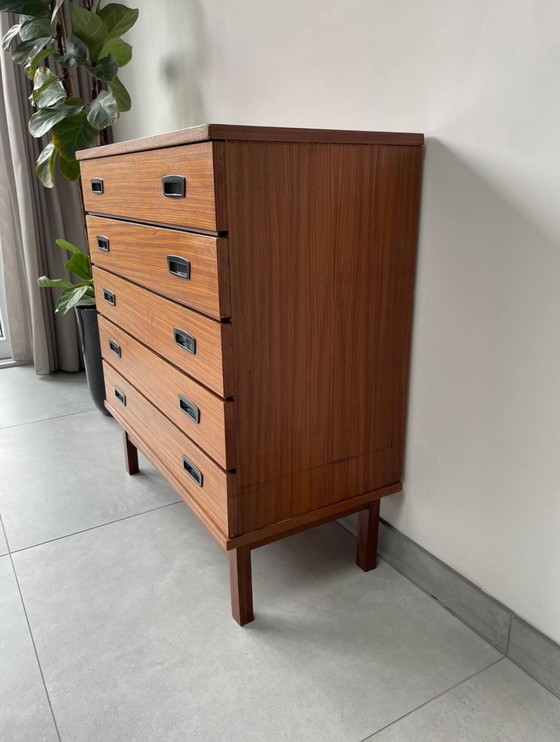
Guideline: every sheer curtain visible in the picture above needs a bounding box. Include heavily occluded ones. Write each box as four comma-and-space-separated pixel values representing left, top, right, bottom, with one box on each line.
0, 13, 91, 374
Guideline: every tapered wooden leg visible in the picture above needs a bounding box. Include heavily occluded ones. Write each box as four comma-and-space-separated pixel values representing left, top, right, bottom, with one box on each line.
356, 499, 380, 572
123, 430, 139, 475
228, 546, 254, 626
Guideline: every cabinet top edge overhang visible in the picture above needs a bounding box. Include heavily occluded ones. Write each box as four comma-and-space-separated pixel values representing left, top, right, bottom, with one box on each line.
76, 124, 425, 161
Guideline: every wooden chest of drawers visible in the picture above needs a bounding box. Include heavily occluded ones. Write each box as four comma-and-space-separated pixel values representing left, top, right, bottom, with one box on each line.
77, 124, 424, 625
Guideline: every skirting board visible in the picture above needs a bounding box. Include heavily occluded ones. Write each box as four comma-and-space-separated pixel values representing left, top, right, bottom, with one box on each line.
339, 514, 560, 699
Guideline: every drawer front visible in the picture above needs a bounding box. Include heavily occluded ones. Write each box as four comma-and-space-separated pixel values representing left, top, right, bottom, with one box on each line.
99, 316, 235, 469
104, 362, 233, 534
93, 267, 233, 397
88, 216, 230, 319
80, 142, 225, 232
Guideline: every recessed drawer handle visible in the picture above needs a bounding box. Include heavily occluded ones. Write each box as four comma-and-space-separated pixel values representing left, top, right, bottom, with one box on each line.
103, 289, 116, 306
91, 178, 104, 194
96, 235, 110, 252
182, 455, 203, 487
108, 339, 121, 357
114, 386, 126, 406
178, 394, 200, 424
167, 255, 191, 280
173, 327, 196, 354
162, 174, 186, 199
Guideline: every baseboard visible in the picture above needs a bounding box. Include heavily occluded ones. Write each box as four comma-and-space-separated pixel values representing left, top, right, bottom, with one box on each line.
339, 514, 560, 698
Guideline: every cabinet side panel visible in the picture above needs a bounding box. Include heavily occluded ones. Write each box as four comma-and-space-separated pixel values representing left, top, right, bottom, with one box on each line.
226, 141, 422, 526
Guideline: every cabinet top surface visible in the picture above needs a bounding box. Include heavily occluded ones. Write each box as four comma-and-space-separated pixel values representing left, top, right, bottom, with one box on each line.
76, 123, 424, 160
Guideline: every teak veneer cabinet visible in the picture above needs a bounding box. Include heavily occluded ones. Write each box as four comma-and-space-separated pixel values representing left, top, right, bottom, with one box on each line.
77, 124, 424, 625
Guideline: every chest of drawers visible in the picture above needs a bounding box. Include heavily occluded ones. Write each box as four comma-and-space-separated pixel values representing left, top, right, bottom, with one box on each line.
77, 124, 424, 625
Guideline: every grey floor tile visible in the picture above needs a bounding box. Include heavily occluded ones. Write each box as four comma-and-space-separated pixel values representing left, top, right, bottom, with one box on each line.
509, 618, 560, 697
0, 366, 93, 428
14, 507, 500, 742
0, 522, 8, 556
368, 658, 560, 741
0, 556, 58, 741
0, 410, 180, 551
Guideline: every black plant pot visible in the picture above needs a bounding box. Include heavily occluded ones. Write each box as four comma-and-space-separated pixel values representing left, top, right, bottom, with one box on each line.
75, 306, 110, 416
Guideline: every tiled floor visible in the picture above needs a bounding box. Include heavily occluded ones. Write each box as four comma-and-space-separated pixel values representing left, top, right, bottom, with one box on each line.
1, 366, 559, 741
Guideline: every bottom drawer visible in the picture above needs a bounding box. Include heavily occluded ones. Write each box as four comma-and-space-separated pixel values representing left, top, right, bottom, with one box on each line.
103, 362, 235, 535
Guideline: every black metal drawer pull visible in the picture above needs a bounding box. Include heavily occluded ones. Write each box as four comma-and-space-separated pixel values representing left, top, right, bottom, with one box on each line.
162, 175, 186, 199
173, 327, 196, 354
96, 235, 110, 252
182, 455, 203, 486
178, 394, 200, 424
114, 387, 126, 406
167, 255, 191, 280
103, 289, 116, 306
108, 339, 121, 357
91, 178, 104, 194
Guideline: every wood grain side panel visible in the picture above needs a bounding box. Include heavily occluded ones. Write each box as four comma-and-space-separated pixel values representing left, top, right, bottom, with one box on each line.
80, 142, 225, 231
225, 141, 422, 498
93, 267, 233, 397
103, 362, 236, 534
87, 216, 230, 319
99, 316, 235, 469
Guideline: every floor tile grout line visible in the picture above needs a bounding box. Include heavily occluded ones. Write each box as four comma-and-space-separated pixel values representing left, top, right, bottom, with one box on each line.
0, 407, 96, 431
8, 500, 183, 555
0, 513, 63, 742
358, 656, 506, 741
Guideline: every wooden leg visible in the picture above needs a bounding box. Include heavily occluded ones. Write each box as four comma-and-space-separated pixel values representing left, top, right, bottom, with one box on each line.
123, 430, 139, 475
356, 499, 380, 572
228, 546, 254, 626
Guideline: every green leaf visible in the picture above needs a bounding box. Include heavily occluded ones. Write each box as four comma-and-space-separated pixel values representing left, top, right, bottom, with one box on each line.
55, 238, 81, 254
108, 75, 130, 112
51, 0, 64, 22
52, 111, 98, 160
35, 140, 56, 188
2, 24, 21, 51
99, 36, 131, 66
88, 53, 118, 81
27, 45, 56, 77
69, 4, 107, 60
59, 156, 80, 180
0, 0, 49, 14
64, 252, 91, 281
12, 36, 51, 65
19, 15, 51, 41
56, 284, 93, 314
87, 89, 118, 130
29, 98, 84, 137
55, 33, 89, 67
32, 67, 65, 107
98, 3, 138, 39
38, 276, 74, 289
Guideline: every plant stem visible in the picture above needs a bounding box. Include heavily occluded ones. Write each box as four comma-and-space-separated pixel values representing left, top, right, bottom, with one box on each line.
57, 5, 75, 98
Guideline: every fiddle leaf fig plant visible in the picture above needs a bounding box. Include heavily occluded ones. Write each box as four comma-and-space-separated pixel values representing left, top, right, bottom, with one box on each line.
38, 239, 95, 313
1, 0, 138, 188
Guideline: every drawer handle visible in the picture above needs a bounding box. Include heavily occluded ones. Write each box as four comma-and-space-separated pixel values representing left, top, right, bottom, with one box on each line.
173, 327, 196, 355
167, 255, 191, 280
103, 289, 116, 306
91, 178, 104, 195
108, 339, 121, 358
178, 394, 200, 424
162, 174, 186, 199
96, 235, 110, 252
114, 386, 126, 406
182, 455, 203, 487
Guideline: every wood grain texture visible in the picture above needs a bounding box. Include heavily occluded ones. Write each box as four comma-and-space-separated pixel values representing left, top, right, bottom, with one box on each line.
356, 499, 380, 571
87, 216, 230, 319
225, 141, 424, 518
93, 266, 233, 397
80, 142, 226, 232
103, 362, 237, 535
123, 430, 139, 475
229, 547, 254, 626
99, 316, 235, 469
76, 123, 424, 160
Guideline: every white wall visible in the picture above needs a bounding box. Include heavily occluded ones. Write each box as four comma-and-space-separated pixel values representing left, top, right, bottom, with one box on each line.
116, 0, 560, 644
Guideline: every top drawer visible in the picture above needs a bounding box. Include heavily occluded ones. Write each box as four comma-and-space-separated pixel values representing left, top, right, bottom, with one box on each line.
80, 142, 226, 232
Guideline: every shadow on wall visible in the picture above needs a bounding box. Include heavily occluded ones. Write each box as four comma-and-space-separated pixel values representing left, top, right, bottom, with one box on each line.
386, 138, 560, 524
160, 0, 207, 128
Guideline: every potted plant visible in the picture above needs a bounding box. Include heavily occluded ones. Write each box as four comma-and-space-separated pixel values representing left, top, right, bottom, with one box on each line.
1, 0, 138, 411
